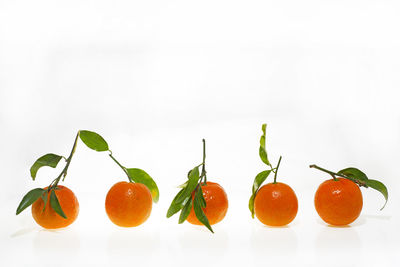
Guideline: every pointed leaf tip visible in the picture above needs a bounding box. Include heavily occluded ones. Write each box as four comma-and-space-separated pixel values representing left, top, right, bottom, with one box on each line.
259, 124, 270, 166
366, 179, 388, 210
16, 188, 45, 215
193, 191, 214, 233
262, 123, 266, 134
126, 168, 159, 203
50, 190, 67, 219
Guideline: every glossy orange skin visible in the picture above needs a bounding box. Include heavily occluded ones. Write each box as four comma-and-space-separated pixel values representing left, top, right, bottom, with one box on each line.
105, 181, 152, 227
31, 185, 79, 229
314, 178, 363, 226
254, 182, 298, 226
186, 182, 228, 226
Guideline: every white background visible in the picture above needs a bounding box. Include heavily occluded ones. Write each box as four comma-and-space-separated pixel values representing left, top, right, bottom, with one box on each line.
1, 0, 399, 266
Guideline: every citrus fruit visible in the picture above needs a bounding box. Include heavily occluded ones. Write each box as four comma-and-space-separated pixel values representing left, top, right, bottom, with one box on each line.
254, 182, 298, 226
105, 181, 152, 227
314, 178, 363, 226
186, 181, 228, 226
31, 185, 79, 229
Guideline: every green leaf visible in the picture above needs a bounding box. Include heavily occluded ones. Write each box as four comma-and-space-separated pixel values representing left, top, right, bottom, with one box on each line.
338, 168, 388, 210
176, 166, 200, 203
252, 170, 272, 194
249, 194, 256, 219
50, 190, 67, 219
126, 168, 159, 203
338, 167, 369, 184
30, 153, 63, 180
365, 179, 388, 210
198, 186, 207, 208
249, 170, 271, 218
16, 188, 45, 215
259, 124, 270, 165
178, 197, 193, 224
166, 188, 187, 218
79, 130, 109, 152
41, 191, 48, 212
193, 190, 214, 233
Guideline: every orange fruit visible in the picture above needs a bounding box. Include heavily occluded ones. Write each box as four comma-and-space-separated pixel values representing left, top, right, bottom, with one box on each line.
105, 181, 152, 227
254, 182, 298, 226
314, 178, 363, 226
31, 185, 79, 229
186, 181, 228, 225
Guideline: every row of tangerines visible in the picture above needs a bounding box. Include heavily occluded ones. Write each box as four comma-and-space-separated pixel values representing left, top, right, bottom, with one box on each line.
16, 124, 388, 232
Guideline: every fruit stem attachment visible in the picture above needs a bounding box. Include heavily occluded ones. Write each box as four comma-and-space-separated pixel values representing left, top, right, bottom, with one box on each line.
108, 151, 130, 181
309, 164, 338, 181
201, 139, 207, 184
273, 156, 282, 184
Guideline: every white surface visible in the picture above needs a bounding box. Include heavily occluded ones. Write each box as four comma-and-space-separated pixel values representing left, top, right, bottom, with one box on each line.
1, 0, 399, 266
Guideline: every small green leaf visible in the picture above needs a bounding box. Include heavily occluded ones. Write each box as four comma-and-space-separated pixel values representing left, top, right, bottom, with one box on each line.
79, 130, 109, 152
366, 179, 388, 210
126, 168, 159, 203
167, 188, 186, 218
41, 191, 48, 212
259, 124, 270, 165
50, 190, 67, 219
249, 170, 271, 218
193, 190, 213, 233
179, 197, 193, 224
252, 170, 272, 194
176, 166, 200, 203
30, 153, 63, 180
198, 186, 207, 208
16, 188, 45, 215
338, 167, 368, 184
249, 194, 256, 219
259, 147, 269, 165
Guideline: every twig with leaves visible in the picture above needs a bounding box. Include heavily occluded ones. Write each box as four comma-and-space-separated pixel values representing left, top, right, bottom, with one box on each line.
166, 139, 214, 233
16, 130, 159, 218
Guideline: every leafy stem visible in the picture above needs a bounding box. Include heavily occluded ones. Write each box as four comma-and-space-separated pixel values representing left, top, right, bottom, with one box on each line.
17, 129, 160, 217
50, 131, 80, 189
78, 130, 159, 202
166, 139, 213, 233
310, 164, 388, 210
310, 164, 353, 183
17, 131, 82, 218
249, 124, 284, 218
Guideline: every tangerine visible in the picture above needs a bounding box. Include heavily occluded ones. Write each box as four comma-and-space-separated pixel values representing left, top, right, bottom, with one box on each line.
314, 178, 363, 226
105, 181, 152, 227
254, 182, 298, 226
186, 181, 228, 226
31, 185, 79, 229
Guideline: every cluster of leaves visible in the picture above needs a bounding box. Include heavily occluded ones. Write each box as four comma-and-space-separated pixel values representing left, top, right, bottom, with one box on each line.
166, 140, 214, 233
310, 165, 388, 210
249, 124, 282, 218
16, 130, 159, 218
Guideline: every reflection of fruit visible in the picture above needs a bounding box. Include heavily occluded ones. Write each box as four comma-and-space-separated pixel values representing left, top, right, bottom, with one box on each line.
31, 186, 79, 229
314, 178, 363, 226
186, 182, 228, 226
105, 181, 152, 227
254, 182, 298, 226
